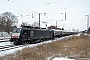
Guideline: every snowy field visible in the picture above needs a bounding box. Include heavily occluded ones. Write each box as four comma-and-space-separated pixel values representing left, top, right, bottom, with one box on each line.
0, 41, 13, 46
0, 33, 85, 60
0, 35, 74, 56
52, 33, 90, 60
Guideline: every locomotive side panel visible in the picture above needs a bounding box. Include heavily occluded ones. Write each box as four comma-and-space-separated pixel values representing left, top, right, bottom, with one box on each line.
10, 28, 53, 45
34, 30, 51, 39
21, 29, 52, 43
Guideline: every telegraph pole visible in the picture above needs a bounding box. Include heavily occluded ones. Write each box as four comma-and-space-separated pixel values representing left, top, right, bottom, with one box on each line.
65, 8, 66, 20
61, 8, 66, 21
39, 13, 40, 29
85, 15, 89, 30
56, 21, 57, 28
65, 13, 66, 20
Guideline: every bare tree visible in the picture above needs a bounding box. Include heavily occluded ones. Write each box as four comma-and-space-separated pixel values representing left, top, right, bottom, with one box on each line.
32, 21, 39, 27
20, 21, 39, 28
0, 12, 18, 33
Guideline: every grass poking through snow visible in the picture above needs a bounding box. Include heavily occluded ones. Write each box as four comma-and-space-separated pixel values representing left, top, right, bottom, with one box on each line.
0, 34, 90, 60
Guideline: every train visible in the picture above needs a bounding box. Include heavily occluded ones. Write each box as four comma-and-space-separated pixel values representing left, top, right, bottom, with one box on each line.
10, 28, 77, 45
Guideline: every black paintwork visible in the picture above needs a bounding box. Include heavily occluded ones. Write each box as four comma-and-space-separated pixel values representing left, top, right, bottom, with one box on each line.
10, 28, 54, 45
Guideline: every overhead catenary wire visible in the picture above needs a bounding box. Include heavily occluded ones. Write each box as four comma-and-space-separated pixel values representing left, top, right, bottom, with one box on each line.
2, 0, 90, 15
0, 0, 90, 26
1, 0, 37, 17
47, 0, 90, 13
3, 0, 90, 17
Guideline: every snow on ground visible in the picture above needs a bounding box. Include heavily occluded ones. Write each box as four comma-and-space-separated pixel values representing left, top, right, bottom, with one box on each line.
0, 41, 13, 46
0, 45, 24, 56
85, 33, 90, 36
53, 57, 75, 60
75, 33, 90, 36
0, 35, 73, 56
0, 32, 11, 39
74, 33, 82, 36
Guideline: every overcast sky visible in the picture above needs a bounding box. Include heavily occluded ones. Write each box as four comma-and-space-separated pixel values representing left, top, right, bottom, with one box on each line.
0, 0, 90, 31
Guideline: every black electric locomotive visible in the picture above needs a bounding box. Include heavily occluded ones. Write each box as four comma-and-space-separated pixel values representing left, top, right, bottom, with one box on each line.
10, 27, 77, 45
10, 28, 54, 45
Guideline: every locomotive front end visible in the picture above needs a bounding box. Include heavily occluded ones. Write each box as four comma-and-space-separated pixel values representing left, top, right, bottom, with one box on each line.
10, 28, 21, 45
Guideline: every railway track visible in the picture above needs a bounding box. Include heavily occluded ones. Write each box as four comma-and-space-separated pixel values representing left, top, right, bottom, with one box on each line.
0, 45, 15, 51
0, 35, 77, 56
0, 41, 29, 52
0, 39, 10, 42
0, 36, 68, 52
0, 38, 20, 52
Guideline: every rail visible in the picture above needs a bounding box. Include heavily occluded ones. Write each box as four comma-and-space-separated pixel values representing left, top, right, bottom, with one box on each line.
0, 37, 11, 42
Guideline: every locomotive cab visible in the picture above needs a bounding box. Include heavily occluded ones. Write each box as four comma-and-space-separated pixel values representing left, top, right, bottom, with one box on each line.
10, 28, 21, 44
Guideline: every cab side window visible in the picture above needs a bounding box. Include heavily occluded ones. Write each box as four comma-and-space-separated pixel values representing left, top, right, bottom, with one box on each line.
31, 31, 34, 36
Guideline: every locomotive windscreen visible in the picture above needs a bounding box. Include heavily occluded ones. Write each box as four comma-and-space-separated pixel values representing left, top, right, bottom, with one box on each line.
12, 28, 21, 33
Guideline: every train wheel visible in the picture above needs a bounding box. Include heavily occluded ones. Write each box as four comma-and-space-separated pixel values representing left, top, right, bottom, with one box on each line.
52, 36, 55, 40
19, 41, 22, 45
28, 41, 30, 44
32, 39, 36, 44
14, 40, 19, 45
